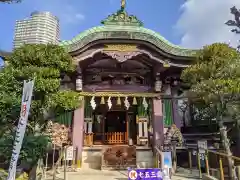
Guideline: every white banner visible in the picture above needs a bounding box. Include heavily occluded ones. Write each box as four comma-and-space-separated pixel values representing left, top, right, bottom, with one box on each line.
7, 80, 34, 180
198, 140, 207, 153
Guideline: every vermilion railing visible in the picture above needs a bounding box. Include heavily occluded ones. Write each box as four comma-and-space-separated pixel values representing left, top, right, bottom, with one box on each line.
84, 132, 127, 146
104, 132, 127, 144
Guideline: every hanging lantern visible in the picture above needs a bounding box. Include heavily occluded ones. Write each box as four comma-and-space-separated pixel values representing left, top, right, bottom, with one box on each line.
107, 97, 112, 110
142, 97, 148, 111
173, 80, 178, 86
100, 96, 105, 104
76, 77, 82, 91
117, 97, 121, 105
90, 96, 96, 110
133, 97, 137, 105
165, 84, 171, 95
155, 79, 162, 92
163, 60, 170, 68
124, 97, 130, 110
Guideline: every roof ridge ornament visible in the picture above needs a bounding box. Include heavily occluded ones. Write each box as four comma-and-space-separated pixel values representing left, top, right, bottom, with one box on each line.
121, 0, 126, 11
101, 0, 143, 27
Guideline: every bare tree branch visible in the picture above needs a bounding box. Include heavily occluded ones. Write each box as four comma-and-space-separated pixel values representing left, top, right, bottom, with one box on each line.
226, 6, 240, 50
0, 0, 21, 3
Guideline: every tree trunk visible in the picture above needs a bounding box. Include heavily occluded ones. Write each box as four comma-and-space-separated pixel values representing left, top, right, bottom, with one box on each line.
217, 97, 237, 180
236, 121, 240, 157
28, 159, 44, 180
218, 121, 236, 180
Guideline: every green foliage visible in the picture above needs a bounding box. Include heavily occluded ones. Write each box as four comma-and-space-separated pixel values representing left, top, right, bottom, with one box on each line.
0, 168, 28, 180
0, 133, 49, 165
8, 44, 75, 72
48, 91, 83, 112
181, 43, 240, 122
1, 44, 81, 122
182, 43, 240, 87
0, 44, 81, 169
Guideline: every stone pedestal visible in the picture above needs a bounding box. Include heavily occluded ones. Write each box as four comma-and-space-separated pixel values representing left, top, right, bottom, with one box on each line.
136, 147, 154, 168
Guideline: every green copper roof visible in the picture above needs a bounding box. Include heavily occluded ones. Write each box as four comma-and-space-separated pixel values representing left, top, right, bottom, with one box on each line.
60, 9, 198, 57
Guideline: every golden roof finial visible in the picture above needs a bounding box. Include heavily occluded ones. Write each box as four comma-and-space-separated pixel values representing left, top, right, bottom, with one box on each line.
121, 0, 126, 10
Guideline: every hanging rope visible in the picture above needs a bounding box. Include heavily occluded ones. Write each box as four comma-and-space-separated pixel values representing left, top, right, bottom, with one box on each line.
78, 91, 161, 98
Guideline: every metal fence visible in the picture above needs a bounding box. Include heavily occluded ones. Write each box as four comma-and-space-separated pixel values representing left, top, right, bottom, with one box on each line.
204, 149, 240, 180
185, 148, 240, 180
43, 144, 78, 180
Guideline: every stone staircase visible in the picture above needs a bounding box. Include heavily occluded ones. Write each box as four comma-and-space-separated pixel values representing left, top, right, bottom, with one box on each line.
81, 146, 154, 169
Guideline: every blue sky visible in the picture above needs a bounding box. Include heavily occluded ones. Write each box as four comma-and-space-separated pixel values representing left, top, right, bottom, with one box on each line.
0, 0, 185, 51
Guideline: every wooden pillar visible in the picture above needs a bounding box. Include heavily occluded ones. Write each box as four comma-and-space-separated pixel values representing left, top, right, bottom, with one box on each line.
172, 91, 182, 129
152, 98, 164, 147
126, 112, 130, 145
72, 105, 84, 169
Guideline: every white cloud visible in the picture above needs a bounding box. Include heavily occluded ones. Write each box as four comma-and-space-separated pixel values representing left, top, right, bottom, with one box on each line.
33, 0, 85, 25
75, 13, 85, 21
176, 0, 240, 49
60, 5, 85, 24
62, 12, 85, 24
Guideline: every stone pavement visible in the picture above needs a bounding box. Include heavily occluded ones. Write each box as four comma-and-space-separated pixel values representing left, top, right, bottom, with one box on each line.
45, 168, 200, 180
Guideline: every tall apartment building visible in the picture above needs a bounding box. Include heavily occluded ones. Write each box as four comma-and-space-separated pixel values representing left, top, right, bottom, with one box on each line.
13, 11, 60, 49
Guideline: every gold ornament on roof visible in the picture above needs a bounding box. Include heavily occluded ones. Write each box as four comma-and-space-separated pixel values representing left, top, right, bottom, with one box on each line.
121, 0, 126, 10
103, 44, 137, 52
163, 60, 171, 68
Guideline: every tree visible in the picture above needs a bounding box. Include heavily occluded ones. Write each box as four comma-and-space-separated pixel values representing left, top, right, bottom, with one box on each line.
0, 44, 81, 175
226, 6, 240, 50
181, 43, 240, 179
0, 0, 21, 3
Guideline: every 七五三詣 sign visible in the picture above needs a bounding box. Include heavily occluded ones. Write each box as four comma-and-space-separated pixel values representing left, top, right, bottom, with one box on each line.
128, 168, 163, 180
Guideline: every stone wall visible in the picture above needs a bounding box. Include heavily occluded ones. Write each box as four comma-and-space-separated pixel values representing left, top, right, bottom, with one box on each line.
81, 146, 154, 169
136, 147, 154, 168
81, 147, 102, 169
202, 174, 218, 180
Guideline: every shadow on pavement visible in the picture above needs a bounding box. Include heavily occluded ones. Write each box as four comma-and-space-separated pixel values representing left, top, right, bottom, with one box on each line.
174, 173, 200, 179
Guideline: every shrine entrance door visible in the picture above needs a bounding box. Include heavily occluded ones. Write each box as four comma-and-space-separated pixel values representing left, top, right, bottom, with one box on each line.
93, 110, 128, 145
104, 111, 127, 144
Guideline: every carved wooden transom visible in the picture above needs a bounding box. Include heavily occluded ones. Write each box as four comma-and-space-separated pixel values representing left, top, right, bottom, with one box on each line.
102, 44, 141, 63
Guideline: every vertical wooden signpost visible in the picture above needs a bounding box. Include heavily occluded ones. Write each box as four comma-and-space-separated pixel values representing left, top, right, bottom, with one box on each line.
197, 140, 207, 178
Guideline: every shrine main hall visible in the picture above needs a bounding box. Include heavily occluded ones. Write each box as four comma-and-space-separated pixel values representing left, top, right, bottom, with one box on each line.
0, 1, 198, 170
58, 0, 197, 169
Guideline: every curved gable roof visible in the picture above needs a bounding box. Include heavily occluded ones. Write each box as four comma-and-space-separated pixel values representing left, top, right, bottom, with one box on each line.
60, 25, 198, 58
60, 9, 198, 58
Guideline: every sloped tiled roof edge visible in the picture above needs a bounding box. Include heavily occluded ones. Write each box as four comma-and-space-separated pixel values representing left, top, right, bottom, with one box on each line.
60, 25, 198, 57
